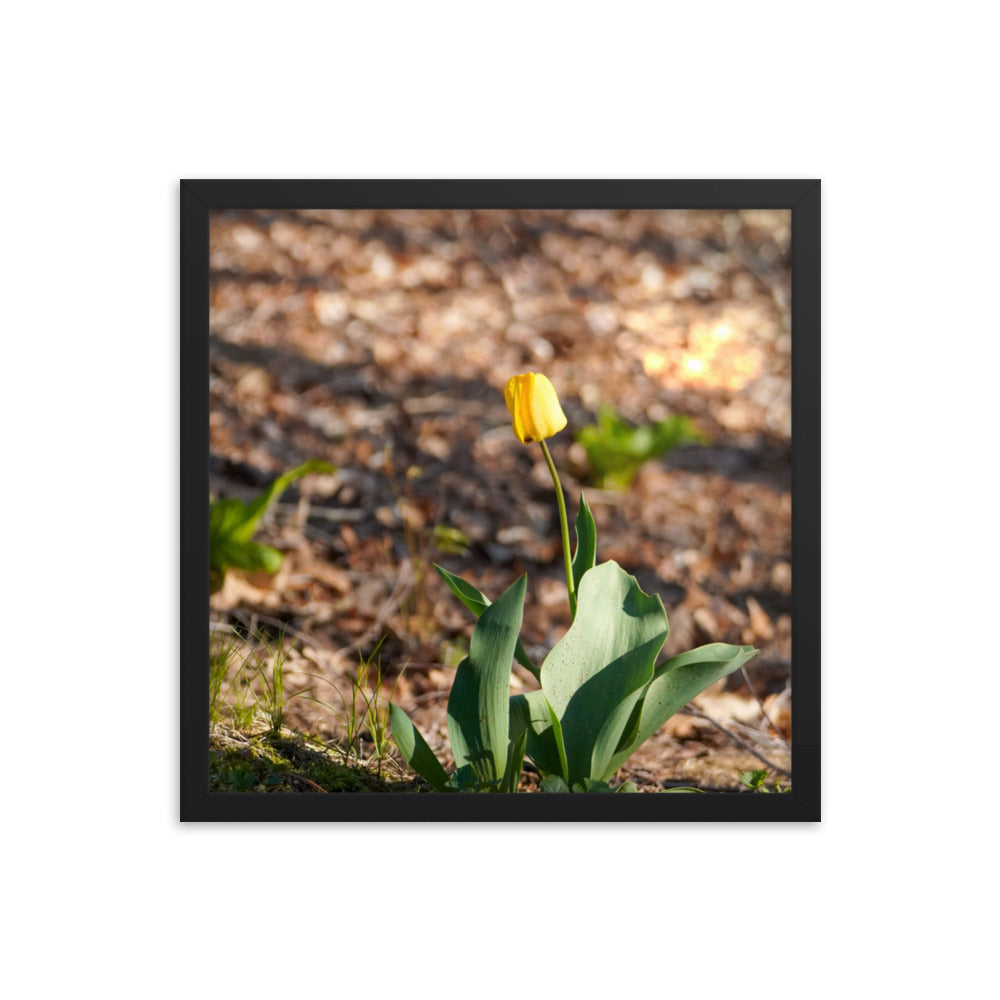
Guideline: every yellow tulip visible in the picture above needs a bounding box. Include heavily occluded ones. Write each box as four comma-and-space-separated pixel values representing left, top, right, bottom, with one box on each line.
504, 372, 568, 444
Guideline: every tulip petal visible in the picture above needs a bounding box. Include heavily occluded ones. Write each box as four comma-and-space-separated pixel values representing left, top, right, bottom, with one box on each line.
519, 377, 532, 442
531, 373, 567, 440
504, 376, 517, 416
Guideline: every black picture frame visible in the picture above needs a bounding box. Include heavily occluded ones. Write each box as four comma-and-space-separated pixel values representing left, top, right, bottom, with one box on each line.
182, 179, 820, 822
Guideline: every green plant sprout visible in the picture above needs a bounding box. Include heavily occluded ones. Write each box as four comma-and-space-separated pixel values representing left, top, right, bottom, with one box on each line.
433, 523, 472, 556
251, 632, 289, 735
390, 373, 757, 793
576, 404, 707, 490
209, 458, 334, 593
738, 768, 792, 793
209, 630, 239, 727
284, 634, 403, 774
209, 626, 291, 735
210, 626, 404, 780
343, 636, 402, 776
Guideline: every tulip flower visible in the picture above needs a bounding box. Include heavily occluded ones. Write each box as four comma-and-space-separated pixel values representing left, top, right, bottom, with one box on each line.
504, 372, 568, 444
505, 372, 576, 617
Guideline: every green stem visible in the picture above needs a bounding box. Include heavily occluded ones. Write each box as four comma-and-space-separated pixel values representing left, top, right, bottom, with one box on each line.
539, 439, 577, 619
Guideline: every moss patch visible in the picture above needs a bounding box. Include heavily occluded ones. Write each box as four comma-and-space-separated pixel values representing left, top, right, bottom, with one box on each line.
209, 727, 425, 793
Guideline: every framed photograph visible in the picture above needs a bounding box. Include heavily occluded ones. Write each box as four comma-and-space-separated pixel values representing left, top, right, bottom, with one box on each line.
181, 180, 820, 821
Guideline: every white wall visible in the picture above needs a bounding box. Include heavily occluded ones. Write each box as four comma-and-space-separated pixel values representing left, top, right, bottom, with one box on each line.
4, 3, 995, 997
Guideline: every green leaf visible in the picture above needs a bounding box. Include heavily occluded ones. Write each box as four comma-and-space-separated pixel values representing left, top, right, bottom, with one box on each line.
502, 729, 528, 793
208, 497, 252, 542
539, 561, 669, 785
546, 698, 570, 783
388, 703, 449, 791
447, 575, 527, 786
235, 459, 334, 541
433, 523, 471, 556
510, 690, 563, 780
575, 406, 707, 490
612, 696, 644, 756
571, 778, 637, 793
434, 562, 490, 617
570, 493, 597, 594
446, 765, 486, 792
211, 537, 284, 575
576, 778, 616, 793
603, 642, 758, 776
434, 564, 538, 679
539, 775, 570, 793
209, 459, 335, 586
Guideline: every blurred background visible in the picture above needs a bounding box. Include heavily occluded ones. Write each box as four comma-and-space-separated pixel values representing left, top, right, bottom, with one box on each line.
209, 207, 792, 790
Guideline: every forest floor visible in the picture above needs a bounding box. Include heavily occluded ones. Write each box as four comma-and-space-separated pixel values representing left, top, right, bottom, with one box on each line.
208, 207, 793, 793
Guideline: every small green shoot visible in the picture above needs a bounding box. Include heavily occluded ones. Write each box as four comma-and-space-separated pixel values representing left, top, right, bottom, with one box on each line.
209, 458, 334, 593
209, 627, 407, 786
247, 631, 289, 735
209, 630, 240, 726
738, 768, 791, 793
341, 636, 402, 776
209, 626, 294, 735
433, 523, 472, 556
575, 405, 707, 489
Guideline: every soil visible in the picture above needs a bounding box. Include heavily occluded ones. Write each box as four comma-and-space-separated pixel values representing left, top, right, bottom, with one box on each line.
208, 207, 793, 793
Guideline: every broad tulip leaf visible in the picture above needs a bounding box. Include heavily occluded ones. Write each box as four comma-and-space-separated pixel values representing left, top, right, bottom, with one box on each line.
511, 689, 568, 781
388, 702, 449, 791
603, 642, 758, 776
587, 634, 667, 781
434, 562, 491, 617
540, 561, 668, 786
613, 695, 644, 756
434, 563, 538, 678
447, 575, 526, 784
570, 493, 597, 595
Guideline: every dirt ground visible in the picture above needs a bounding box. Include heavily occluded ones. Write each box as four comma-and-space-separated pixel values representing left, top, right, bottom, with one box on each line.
208, 207, 793, 792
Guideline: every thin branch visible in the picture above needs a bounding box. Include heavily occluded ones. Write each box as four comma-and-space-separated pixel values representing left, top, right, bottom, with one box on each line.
683, 705, 792, 778
740, 663, 790, 748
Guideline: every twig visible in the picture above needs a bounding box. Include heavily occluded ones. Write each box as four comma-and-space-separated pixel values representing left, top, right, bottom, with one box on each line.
272, 502, 365, 523
740, 663, 790, 748
727, 718, 788, 751
286, 772, 328, 793
683, 705, 791, 778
